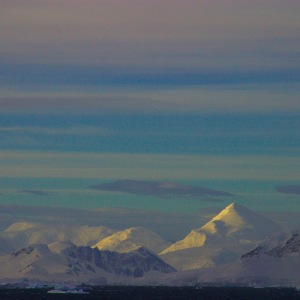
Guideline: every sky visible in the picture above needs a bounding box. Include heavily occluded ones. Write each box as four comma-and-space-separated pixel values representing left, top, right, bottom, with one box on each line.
0, 1, 300, 232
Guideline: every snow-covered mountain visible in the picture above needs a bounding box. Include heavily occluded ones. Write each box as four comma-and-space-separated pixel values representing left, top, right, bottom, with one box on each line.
0, 242, 176, 284
2, 229, 300, 287
0, 244, 80, 281
93, 227, 171, 254
159, 229, 300, 287
241, 229, 300, 259
0, 203, 296, 287
160, 203, 281, 270
62, 244, 176, 277
1, 222, 115, 250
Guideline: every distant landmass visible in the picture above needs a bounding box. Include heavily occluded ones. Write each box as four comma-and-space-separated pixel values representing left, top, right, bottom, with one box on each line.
0, 203, 299, 288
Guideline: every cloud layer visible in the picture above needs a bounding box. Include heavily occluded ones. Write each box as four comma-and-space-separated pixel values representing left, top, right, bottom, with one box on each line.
0, 1, 299, 219
276, 185, 300, 196
1, 1, 299, 69
1, 84, 300, 114
0, 1, 299, 113
19, 190, 53, 197
1, 151, 299, 181
91, 180, 233, 199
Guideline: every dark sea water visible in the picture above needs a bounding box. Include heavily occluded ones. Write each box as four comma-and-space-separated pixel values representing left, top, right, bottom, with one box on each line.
0, 286, 300, 300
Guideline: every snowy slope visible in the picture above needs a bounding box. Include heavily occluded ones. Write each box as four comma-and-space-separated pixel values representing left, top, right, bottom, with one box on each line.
0, 244, 80, 281
160, 246, 239, 270
93, 227, 171, 254
159, 229, 300, 287
1, 222, 115, 249
162, 203, 281, 254
160, 203, 281, 270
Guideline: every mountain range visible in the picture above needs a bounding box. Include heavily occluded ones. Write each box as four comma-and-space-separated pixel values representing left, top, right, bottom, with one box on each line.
0, 242, 175, 285
0, 203, 299, 287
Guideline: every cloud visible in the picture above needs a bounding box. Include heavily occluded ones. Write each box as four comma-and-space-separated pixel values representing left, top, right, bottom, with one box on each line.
1, 0, 299, 70
90, 180, 233, 199
0, 94, 162, 114
0, 126, 111, 136
19, 190, 53, 197
1, 83, 300, 114
276, 185, 300, 196
1, 0, 300, 115
1, 151, 300, 181
1, 0, 300, 111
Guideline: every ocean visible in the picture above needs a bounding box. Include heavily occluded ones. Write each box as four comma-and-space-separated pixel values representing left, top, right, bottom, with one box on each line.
0, 286, 300, 300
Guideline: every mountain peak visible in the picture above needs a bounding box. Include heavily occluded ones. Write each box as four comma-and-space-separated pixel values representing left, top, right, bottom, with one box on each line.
201, 202, 251, 236
160, 203, 281, 256
225, 202, 243, 210
226, 202, 237, 209
215, 202, 242, 217
200, 202, 281, 240
215, 202, 249, 216
93, 227, 171, 254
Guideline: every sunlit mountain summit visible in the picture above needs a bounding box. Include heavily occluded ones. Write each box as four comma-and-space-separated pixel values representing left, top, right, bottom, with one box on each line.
93, 227, 171, 254
159, 203, 281, 270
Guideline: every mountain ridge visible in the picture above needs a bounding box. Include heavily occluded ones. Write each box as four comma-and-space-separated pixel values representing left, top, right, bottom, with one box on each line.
159, 203, 281, 271
0, 202, 296, 287
0, 243, 176, 284
93, 226, 171, 254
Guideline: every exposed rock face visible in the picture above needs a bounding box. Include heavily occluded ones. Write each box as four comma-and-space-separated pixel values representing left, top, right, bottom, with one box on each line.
240, 246, 266, 259
63, 245, 176, 277
268, 233, 300, 258
0, 243, 176, 283
242, 231, 300, 259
